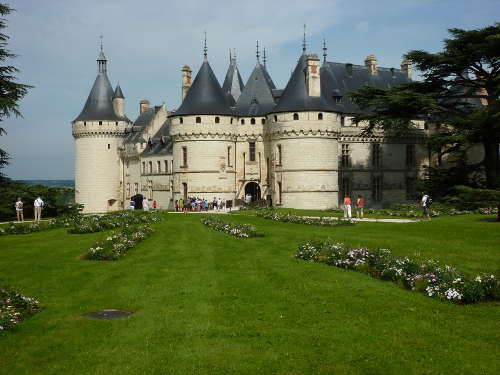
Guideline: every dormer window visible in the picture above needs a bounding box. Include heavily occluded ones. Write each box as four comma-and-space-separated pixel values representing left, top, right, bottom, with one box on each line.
333, 96, 342, 103
215, 117, 220, 124
251, 118, 256, 125
293, 113, 299, 120
318, 113, 323, 120
196, 116, 201, 124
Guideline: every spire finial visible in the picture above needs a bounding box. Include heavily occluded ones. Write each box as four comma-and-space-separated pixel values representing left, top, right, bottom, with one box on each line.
322, 38, 327, 63
256, 40, 260, 62
233, 48, 237, 62
263, 46, 267, 67
203, 31, 207, 59
100, 35, 103, 51
302, 24, 307, 53
229, 48, 232, 62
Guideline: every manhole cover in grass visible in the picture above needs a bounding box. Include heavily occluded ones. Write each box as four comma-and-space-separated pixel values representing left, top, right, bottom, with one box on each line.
85, 309, 133, 320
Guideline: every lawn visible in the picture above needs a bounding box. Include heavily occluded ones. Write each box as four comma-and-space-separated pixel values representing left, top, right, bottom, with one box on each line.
0, 213, 499, 374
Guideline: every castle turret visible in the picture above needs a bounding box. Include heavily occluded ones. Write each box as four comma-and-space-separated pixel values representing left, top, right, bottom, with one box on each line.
72, 47, 131, 213
222, 51, 244, 106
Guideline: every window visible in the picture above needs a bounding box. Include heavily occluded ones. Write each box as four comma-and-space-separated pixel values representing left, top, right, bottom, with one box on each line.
171, 160, 174, 174
266, 157, 270, 182
277, 181, 282, 204
372, 144, 381, 168
334, 96, 342, 103
127, 183, 130, 196
341, 177, 351, 197
249, 141, 256, 162
276, 144, 282, 166
406, 144, 416, 167
274, 115, 278, 122
84, 121, 87, 126
230, 118, 234, 124
340, 115, 345, 127
115, 121, 118, 125
134, 182, 139, 194
107, 144, 110, 150
251, 118, 256, 125
99, 121, 102, 125
182, 147, 187, 166
142, 162, 146, 174
261, 118, 266, 125
180, 117, 183, 124
341, 144, 350, 167
241, 119, 245, 125
149, 161, 153, 174
372, 177, 382, 201
215, 117, 220, 124
148, 179, 153, 200
227, 146, 232, 167
406, 178, 416, 200
293, 113, 299, 120
196, 116, 201, 124
164, 160, 168, 173
157, 161, 161, 173
318, 113, 323, 120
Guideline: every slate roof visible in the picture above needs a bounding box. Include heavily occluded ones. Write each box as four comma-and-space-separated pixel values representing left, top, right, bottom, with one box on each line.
124, 107, 158, 144
235, 62, 277, 116
113, 83, 124, 99
174, 59, 232, 116
142, 120, 173, 156
222, 58, 244, 106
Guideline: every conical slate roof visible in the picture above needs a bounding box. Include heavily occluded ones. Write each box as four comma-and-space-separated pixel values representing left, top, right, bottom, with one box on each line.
222, 57, 244, 106
273, 54, 334, 113
174, 59, 231, 116
113, 83, 124, 99
73, 71, 122, 122
235, 62, 276, 116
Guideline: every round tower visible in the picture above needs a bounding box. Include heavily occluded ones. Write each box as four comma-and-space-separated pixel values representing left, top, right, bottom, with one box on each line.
170, 46, 236, 202
72, 48, 131, 213
269, 53, 340, 209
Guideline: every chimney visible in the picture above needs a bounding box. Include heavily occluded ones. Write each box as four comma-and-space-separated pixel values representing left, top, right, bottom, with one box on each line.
140, 99, 150, 114
306, 54, 321, 97
401, 57, 412, 79
182, 65, 192, 101
364, 55, 377, 75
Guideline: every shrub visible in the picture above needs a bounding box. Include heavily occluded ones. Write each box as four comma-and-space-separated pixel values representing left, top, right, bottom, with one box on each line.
0, 287, 41, 331
69, 211, 163, 234
201, 216, 261, 238
256, 209, 355, 227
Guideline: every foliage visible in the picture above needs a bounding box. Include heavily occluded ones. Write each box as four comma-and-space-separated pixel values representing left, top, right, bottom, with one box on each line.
85, 224, 154, 260
0, 286, 40, 331
296, 240, 500, 304
0, 216, 73, 235
0, 180, 76, 221
0, 4, 33, 182
69, 211, 163, 234
201, 216, 261, 238
350, 23, 500, 188
256, 209, 355, 227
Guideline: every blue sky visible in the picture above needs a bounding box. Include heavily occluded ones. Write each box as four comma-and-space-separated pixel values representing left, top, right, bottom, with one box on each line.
2, 0, 499, 179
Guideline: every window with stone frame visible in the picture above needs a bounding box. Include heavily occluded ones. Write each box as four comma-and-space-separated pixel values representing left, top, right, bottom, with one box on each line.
157, 161, 161, 174
182, 147, 187, 166
406, 177, 416, 200
341, 177, 351, 197
134, 182, 139, 194
142, 162, 146, 174
276, 144, 282, 166
164, 160, 168, 174
340, 115, 345, 127
372, 177, 382, 201
127, 183, 130, 197
249, 141, 256, 162
149, 161, 153, 174
227, 146, 232, 167
372, 143, 381, 168
341, 144, 350, 167
406, 144, 416, 167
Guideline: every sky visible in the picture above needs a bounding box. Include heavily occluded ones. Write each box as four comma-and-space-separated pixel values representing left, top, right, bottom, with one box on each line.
1, 0, 499, 179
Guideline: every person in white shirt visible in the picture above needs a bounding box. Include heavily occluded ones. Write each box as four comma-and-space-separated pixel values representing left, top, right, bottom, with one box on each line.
142, 198, 149, 211
15, 197, 24, 222
421, 193, 430, 221
34, 197, 44, 221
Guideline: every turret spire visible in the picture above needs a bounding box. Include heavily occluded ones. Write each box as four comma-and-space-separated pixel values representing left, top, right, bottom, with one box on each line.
302, 24, 307, 54
322, 38, 327, 63
263, 46, 267, 67
203, 31, 207, 60
256, 40, 260, 62
97, 36, 107, 74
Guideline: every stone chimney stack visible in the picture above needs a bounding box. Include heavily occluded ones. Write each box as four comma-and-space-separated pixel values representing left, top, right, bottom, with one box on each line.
182, 65, 192, 101
364, 55, 378, 75
306, 54, 321, 97
401, 57, 412, 79
140, 99, 150, 114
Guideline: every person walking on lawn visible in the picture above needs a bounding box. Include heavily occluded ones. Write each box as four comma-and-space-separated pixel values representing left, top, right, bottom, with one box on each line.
343, 195, 352, 218
34, 197, 44, 221
356, 194, 365, 219
15, 197, 24, 222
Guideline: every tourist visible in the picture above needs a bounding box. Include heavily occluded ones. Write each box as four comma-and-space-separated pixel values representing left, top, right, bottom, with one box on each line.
129, 200, 135, 210
204, 199, 209, 211
178, 198, 183, 212
15, 197, 24, 222
34, 196, 44, 221
343, 195, 352, 218
153, 200, 157, 210
213, 197, 218, 211
142, 198, 149, 211
356, 194, 365, 219
217, 197, 222, 211
421, 192, 431, 220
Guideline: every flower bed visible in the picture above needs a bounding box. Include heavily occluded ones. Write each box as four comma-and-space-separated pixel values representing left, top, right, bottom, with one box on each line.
295, 240, 500, 304
201, 216, 261, 238
0, 216, 74, 236
85, 224, 154, 260
69, 211, 163, 234
256, 209, 355, 227
0, 287, 41, 331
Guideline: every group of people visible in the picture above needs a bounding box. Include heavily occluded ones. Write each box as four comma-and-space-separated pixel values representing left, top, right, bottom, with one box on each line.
129, 198, 157, 211
175, 197, 228, 212
14, 197, 44, 222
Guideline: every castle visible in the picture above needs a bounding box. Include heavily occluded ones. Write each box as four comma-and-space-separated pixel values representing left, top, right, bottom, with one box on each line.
72, 40, 430, 214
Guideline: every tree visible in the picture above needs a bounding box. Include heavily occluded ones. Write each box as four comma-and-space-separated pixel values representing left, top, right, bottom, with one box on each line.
350, 23, 500, 189
0, 3, 32, 182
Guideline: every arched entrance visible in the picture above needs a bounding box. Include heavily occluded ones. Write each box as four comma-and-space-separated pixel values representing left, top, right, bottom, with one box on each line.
244, 182, 261, 203
131, 194, 144, 210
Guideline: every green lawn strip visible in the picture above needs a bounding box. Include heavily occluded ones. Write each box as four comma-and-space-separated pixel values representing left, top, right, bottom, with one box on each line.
0, 214, 498, 374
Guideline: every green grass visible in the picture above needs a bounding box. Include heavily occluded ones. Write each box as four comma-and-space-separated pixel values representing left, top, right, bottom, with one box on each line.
0, 213, 499, 374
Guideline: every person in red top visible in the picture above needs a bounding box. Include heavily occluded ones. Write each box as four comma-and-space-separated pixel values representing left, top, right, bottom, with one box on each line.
356, 194, 365, 219
343, 195, 352, 218
153, 200, 157, 210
